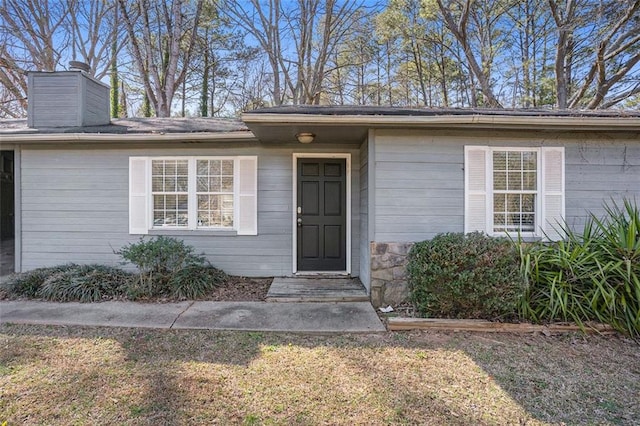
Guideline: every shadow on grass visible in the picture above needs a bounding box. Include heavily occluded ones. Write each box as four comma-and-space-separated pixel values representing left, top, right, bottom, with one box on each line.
1, 324, 638, 425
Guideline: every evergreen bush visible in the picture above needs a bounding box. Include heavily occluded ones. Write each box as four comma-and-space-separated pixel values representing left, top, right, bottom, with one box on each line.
408, 232, 524, 320
117, 236, 227, 299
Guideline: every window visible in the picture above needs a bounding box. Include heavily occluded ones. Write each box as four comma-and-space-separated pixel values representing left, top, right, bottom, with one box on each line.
492, 150, 538, 233
129, 156, 257, 235
196, 159, 235, 228
152, 159, 189, 227
464, 146, 564, 240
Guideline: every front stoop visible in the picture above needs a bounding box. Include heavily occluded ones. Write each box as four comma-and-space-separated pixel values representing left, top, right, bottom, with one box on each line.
266, 277, 369, 302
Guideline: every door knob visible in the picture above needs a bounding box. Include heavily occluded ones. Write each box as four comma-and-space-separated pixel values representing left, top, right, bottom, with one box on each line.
297, 218, 302, 227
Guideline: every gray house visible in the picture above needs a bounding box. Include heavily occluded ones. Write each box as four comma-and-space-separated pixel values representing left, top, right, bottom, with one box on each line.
1, 69, 639, 305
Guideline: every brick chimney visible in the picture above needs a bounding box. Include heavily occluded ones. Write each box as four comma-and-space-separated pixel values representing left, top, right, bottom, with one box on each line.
27, 62, 111, 128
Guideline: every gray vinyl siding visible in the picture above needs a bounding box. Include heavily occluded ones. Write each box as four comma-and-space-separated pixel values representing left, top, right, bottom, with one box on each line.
27, 72, 109, 128
565, 141, 640, 230
373, 130, 464, 242
372, 129, 640, 243
28, 74, 80, 128
359, 138, 370, 290
19, 144, 361, 277
82, 76, 110, 126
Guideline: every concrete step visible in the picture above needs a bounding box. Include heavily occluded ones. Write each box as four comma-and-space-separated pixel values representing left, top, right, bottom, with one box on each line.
266, 277, 369, 303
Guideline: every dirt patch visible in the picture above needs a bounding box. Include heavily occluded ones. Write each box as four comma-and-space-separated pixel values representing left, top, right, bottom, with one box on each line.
201, 276, 272, 301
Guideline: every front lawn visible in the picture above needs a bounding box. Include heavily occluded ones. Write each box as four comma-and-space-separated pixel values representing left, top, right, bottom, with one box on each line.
1, 325, 638, 425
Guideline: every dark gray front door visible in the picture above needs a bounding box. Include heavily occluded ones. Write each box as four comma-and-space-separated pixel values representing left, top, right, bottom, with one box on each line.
297, 158, 347, 271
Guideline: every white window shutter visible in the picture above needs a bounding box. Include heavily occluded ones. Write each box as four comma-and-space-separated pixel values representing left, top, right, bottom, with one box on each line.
465, 146, 490, 234
129, 157, 149, 235
237, 156, 258, 235
542, 147, 565, 240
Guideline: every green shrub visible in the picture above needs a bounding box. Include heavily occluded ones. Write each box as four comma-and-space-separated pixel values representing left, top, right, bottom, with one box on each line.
519, 198, 640, 337
3, 237, 229, 302
408, 232, 524, 321
3, 264, 132, 302
38, 264, 133, 302
117, 236, 227, 299
3, 264, 77, 298
169, 264, 228, 299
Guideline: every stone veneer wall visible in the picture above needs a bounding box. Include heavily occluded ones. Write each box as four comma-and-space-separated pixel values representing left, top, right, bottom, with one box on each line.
369, 242, 414, 307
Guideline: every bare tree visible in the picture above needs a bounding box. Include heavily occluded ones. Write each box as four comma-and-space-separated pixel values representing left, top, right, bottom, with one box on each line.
67, 0, 124, 80
223, 0, 372, 106
548, 0, 578, 108
0, 0, 69, 116
569, 0, 640, 108
118, 0, 204, 117
436, 0, 505, 108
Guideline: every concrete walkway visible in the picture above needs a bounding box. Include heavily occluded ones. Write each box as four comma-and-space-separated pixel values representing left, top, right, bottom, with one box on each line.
0, 300, 387, 333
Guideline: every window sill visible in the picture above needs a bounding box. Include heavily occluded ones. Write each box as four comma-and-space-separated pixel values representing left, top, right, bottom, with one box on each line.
149, 229, 238, 237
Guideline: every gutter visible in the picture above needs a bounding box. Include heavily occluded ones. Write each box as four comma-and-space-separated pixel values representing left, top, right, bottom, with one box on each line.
0, 131, 258, 144
241, 113, 640, 131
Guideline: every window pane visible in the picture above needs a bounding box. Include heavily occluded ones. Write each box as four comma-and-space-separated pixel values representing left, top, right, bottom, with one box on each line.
153, 194, 187, 227
222, 194, 234, 209
523, 171, 537, 190
493, 152, 506, 170
151, 160, 189, 228
492, 150, 538, 233
152, 176, 163, 192
494, 171, 507, 190
176, 177, 188, 192
165, 176, 176, 192
176, 160, 188, 175
197, 193, 233, 228
152, 161, 163, 175
209, 160, 221, 175
508, 172, 522, 190
166, 195, 176, 209
494, 194, 506, 213
221, 176, 234, 192
507, 152, 522, 170
221, 160, 234, 175
197, 176, 208, 192
522, 214, 535, 229
523, 151, 537, 170
178, 195, 188, 210
212, 210, 222, 225
209, 176, 221, 192
522, 194, 535, 212
197, 160, 208, 175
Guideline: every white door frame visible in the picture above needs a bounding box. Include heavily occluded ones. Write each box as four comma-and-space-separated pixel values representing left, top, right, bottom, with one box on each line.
292, 153, 351, 275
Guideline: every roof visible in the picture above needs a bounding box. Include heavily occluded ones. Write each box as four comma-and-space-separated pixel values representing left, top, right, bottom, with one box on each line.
242, 105, 640, 144
247, 105, 640, 118
0, 117, 254, 143
0, 117, 249, 134
2, 106, 639, 145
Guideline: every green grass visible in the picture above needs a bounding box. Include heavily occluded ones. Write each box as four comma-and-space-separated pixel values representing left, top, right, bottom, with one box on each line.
1, 325, 638, 425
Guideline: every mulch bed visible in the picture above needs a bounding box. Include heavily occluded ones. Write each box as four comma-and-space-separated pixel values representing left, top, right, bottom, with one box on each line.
202, 276, 272, 301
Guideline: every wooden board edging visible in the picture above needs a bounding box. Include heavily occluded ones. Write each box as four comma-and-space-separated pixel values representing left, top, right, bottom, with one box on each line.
387, 317, 616, 334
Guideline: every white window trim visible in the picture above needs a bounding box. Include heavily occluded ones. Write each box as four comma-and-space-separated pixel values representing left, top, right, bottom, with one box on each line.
129, 155, 257, 235
488, 147, 541, 238
149, 156, 239, 231
464, 146, 565, 240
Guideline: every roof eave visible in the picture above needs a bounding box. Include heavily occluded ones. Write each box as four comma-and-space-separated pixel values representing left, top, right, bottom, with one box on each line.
0, 131, 258, 144
242, 113, 640, 131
